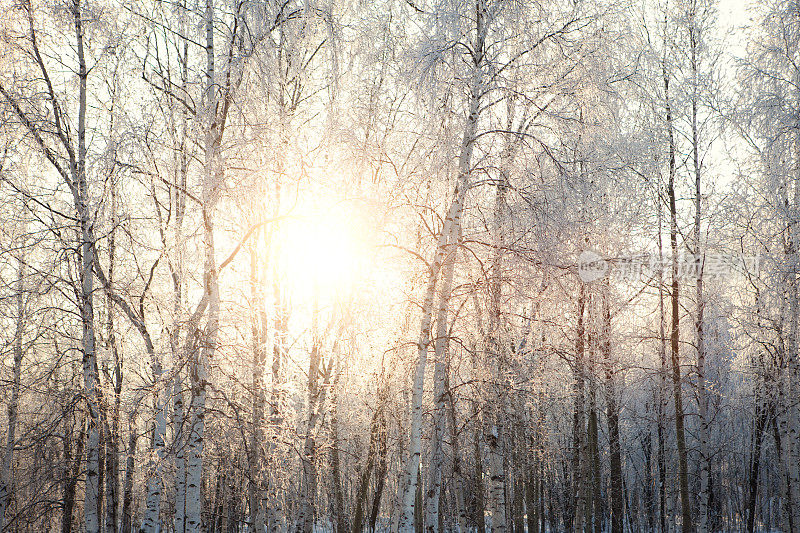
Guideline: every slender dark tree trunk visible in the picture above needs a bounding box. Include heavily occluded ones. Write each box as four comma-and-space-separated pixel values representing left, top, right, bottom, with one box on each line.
368, 405, 388, 533
602, 281, 623, 533
0, 252, 24, 532
655, 170, 669, 533
526, 449, 539, 533
747, 400, 768, 533
331, 373, 346, 533
664, 48, 692, 533
248, 238, 268, 533
62, 421, 86, 533
121, 413, 138, 533
642, 414, 654, 532
103, 219, 122, 533
474, 419, 486, 533
353, 405, 381, 533
572, 284, 587, 533
587, 382, 602, 533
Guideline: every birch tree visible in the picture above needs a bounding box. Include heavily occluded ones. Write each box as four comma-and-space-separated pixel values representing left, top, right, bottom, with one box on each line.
0, 0, 115, 529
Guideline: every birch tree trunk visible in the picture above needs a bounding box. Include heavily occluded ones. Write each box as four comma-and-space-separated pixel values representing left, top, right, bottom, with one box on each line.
777, 118, 800, 533
121, 412, 138, 533
398, 2, 485, 527
485, 425, 507, 533
602, 281, 623, 533
7, 0, 106, 526
784, 35, 800, 532
73, 1, 102, 527
249, 239, 268, 533
525, 435, 539, 533
186, 0, 223, 527
352, 404, 382, 533
587, 367, 602, 533
298, 291, 323, 533
472, 400, 486, 533
103, 377, 120, 533
142, 357, 166, 532
185, 175, 221, 533
172, 14, 190, 531
395, 211, 441, 532
103, 194, 121, 533
688, 5, 710, 531
369, 404, 388, 533
173, 371, 187, 533
747, 396, 768, 533
573, 284, 588, 533
399, 87, 476, 531
0, 251, 24, 531
423, 174, 464, 532
62, 419, 86, 533
656, 207, 669, 533
446, 367, 469, 533
664, 46, 692, 533
98, 390, 106, 533
781, 187, 800, 530
424, 312, 448, 533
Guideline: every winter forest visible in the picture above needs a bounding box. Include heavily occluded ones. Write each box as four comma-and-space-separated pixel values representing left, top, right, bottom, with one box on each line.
2, 0, 800, 531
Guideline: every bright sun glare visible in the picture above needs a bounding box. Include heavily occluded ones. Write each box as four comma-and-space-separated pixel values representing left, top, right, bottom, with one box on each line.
269, 187, 406, 327
280, 203, 363, 299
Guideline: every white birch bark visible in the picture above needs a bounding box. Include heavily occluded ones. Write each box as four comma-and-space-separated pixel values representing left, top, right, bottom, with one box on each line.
0, 1, 100, 528
268, 190, 287, 533
185, 206, 219, 533
689, 4, 710, 530
423, 211, 462, 533
186, 0, 221, 528
142, 365, 166, 532
486, 424, 507, 533
172, 10, 190, 530
397, 68, 478, 533
173, 373, 187, 533
399, 3, 486, 530
0, 2, 111, 531
74, 2, 101, 529
484, 99, 530, 533
774, 24, 800, 532
788, 36, 800, 532
394, 178, 470, 532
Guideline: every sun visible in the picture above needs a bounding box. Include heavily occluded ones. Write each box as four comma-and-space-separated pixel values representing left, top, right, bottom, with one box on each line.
267, 186, 407, 328
279, 201, 363, 300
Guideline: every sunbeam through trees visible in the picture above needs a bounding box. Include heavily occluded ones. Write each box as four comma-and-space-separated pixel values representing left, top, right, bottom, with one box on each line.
0, 0, 795, 531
